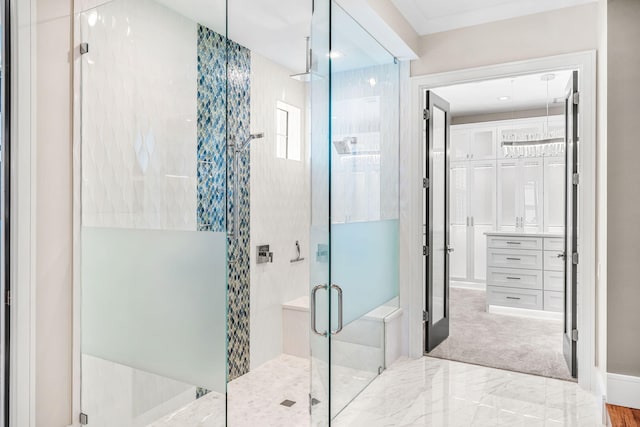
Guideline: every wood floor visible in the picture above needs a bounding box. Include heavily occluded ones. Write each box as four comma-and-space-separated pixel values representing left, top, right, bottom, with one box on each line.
607, 404, 640, 426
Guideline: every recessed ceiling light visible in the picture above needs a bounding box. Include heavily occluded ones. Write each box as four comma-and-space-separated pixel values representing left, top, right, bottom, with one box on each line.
368, 78, 377, 87
498, 96, 510, 101
328, 51, 343, 59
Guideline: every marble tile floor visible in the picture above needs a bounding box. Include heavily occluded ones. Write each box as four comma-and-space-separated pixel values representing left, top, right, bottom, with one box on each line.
333, 356, 604, 427
149, 354, 603, 426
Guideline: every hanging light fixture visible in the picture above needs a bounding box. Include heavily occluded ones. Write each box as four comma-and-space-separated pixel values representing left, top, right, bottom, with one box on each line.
501, 73, 565, 158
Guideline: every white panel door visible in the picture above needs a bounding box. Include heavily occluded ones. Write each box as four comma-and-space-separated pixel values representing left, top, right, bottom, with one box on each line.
469, 160, 496, 281
469, 128, 496, 160
449, 161, 469, 280
450, 129, 469, 161
497, 159, 519, 231
544, 157, 566, 233
521, 158, 544, 233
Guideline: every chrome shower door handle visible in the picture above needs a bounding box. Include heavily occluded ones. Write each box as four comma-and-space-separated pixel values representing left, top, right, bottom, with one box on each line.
311, 284, 328, 337
331, 284, 343, 335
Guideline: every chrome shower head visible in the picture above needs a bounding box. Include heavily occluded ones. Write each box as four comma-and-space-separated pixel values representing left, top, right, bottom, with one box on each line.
238, 132, 265, 151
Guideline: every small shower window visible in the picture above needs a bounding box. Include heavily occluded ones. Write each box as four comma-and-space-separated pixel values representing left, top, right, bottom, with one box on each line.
276, 101, 301, 161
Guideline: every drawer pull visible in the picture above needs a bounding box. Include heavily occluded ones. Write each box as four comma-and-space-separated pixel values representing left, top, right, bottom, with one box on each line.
506, 257, 521, 261
506, 276, 521, 280
506, 296, 521, 300
506, 241, 521, 245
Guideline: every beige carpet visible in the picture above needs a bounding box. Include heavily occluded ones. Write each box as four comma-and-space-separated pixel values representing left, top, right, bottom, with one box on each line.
427, 287, 575, 381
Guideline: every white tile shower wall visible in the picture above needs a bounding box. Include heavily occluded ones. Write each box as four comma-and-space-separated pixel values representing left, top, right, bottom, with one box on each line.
249, 53, 311, 370
81, 0, 198, 231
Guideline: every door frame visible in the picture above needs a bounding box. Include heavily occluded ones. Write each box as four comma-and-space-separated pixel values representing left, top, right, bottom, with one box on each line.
405, 51, 599, 392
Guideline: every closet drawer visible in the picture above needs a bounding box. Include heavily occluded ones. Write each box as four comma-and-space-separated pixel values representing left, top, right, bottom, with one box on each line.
487, 267, 542, 290
487, 235, 542, 250
544, 251, 565, 272
544, 291, 564, 312
487, 286, 543, 310
544, 237, 564, 251
487, 248, 542, 270
544, 270, 565, 292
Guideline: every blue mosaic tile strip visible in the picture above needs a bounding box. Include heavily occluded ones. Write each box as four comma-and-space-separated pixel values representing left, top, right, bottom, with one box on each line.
197, 25, 227, 233
197, 24, 251, 381
226, 38, 251, 381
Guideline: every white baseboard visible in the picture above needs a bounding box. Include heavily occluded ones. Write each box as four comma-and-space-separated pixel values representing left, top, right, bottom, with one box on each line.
488, 305, 563, 321
607, 372, 640, 409
451, 280, 486, 291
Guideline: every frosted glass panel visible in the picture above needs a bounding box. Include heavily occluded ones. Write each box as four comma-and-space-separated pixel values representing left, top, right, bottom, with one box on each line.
522, 159, 543, 231
82, 227, 227, 393
450, 224, 468, 279
544, 157, 565, 233
471, 130, 495, 159
473, 225, 493, 281
450, 130, 468, 161
498, 160, 518, 230
432, 106, 446, 324
471, 162, 496, 225
331, 220, 399, 325
450, 164, 467, 225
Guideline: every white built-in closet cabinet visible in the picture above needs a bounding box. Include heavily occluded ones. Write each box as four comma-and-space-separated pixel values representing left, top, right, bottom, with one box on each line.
449, 116, 565, 284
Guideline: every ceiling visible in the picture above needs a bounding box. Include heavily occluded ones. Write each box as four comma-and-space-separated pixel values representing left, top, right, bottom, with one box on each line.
390, 0, 597, 35
432, 70, 574, 117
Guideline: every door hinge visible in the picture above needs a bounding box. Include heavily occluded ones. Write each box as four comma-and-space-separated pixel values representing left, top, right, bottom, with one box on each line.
79, 42, 89, 55
423, 310, 429, 322
572, 252, 579, 264
572, 173, 579, 185
80, 413, 89, 425
423, 177, 429, 188
423, 108, 430, 120
572, 329, 579, 342
423, 245, 428, 256
5, 290, 10, 306
573, 92, 580, 105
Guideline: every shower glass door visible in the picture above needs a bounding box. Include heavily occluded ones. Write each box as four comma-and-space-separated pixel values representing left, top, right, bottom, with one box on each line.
328, 3, 400, 420
310, 1, 400, 423
79, 1, 229, 425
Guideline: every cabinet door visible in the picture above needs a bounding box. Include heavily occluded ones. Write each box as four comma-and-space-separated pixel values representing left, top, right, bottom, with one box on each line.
450, 129, 469, 161
521, 158, 544, 233
544, 157, 565, 233
469, 128, 496, 160
469, 161, 496, 281
497, 159, 519, 231
449, 162, 468, 280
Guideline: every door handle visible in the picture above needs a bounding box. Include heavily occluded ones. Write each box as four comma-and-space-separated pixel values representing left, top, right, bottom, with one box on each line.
331, 284, 343, 335
311, 284, 328, 337
557, 253, 566, 260
447, 246, 455, 253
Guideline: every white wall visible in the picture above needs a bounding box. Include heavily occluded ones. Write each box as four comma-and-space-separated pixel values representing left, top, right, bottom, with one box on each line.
249, 53, 310, 369
411, 3, 599, 77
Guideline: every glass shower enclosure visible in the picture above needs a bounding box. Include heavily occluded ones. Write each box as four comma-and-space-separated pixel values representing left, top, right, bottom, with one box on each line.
78, 0, 399, 424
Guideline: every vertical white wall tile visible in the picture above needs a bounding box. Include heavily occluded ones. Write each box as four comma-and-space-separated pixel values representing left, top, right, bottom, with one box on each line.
249, 53, 310, 370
